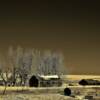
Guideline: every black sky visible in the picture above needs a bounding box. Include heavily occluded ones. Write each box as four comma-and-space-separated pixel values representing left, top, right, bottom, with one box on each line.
0, 1, 100, 74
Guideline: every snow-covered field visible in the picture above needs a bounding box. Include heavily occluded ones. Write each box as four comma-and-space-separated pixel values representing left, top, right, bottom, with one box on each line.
62, 75, 100, 81
0, 93, 76, 100
0, 86, 100, 100
0, 86, 75, 100
0, 75, 100, 100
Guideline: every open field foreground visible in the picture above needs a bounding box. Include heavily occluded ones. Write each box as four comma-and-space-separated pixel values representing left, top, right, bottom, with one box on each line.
0, 86, 74, 100
0, 75, 100, 99
0, 93, 76, 100
62, 75, 100, 81
0, 86, 100, 100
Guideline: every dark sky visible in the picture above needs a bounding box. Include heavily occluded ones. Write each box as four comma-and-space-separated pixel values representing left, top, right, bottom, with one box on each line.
0, 1, 100, 75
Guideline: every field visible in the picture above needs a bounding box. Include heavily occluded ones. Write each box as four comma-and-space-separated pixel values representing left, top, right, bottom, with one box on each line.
0, 75, 100, 100
0, 86, 100, 100
0, 86, 76, 100
0, 93, 76, 100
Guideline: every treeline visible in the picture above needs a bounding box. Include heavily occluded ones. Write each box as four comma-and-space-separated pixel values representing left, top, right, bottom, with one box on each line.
0, 46, 65, 87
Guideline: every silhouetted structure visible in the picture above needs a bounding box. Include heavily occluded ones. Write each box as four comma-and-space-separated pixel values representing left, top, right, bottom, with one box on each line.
85, 95, 93, 99
29, 75, 62, 87
29, 75, 39, 87
79, 79, 100, 86
64, 88, 71, 96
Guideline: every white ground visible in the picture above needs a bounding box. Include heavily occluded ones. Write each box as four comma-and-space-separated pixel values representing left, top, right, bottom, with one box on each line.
0, 93, 76, 100
0, 86, 100, 100
0, 75, 100, 100
0, 86, 74, 100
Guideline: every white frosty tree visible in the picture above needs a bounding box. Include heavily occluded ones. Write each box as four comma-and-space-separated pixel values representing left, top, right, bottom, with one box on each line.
15, 47, 33, 86
31, 49, 41, 75
21, 49, 33, 85
0, 46, 66, 89
36, 50, 65, 76
0, 53, 13, 94
8, 46, 33, 86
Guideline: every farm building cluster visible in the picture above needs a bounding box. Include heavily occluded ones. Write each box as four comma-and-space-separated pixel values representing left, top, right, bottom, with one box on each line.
29, 75, 62, 87
0, 74, 63, 87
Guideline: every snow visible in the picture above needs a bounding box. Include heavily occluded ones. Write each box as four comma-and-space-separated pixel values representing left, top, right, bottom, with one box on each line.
0, 93, 76, 100
38, 75, 59, 80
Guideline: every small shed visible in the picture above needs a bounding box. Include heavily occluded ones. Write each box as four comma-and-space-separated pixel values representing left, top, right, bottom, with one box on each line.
29, 75, 62, 87
29, 75, 39, 87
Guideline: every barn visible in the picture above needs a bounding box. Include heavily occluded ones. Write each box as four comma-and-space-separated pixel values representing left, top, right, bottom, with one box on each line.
29, 75, 62, 87
79, 79, 100, 86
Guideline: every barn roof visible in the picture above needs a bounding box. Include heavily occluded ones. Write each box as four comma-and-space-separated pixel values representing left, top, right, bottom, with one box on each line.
38, 75, 59, 80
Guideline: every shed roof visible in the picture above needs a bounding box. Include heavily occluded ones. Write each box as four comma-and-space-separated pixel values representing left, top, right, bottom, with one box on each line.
38, 75, 59, 80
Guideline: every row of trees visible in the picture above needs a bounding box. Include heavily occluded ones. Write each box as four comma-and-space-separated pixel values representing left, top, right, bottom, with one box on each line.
0, 46, 65, 88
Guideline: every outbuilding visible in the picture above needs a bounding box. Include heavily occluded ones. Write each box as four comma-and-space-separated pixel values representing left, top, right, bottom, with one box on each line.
29, 75, 62, 87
